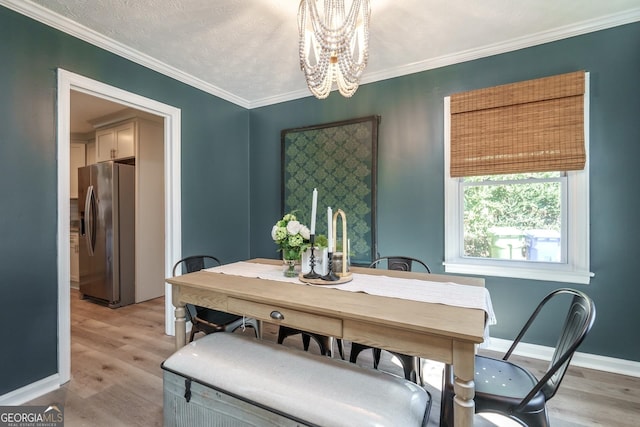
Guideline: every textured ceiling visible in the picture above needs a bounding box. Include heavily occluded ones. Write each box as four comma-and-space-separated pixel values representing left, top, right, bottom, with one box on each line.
9, 0, 640, 108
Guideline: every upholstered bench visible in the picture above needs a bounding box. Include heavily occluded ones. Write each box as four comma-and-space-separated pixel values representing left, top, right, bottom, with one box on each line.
162, 333, 431, 427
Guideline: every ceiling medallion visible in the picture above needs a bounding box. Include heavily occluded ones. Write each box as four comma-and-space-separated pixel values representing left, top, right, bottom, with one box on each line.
298, 0, 371, 99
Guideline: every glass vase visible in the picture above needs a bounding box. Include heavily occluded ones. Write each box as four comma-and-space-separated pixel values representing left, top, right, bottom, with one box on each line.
283, 259, 298, 277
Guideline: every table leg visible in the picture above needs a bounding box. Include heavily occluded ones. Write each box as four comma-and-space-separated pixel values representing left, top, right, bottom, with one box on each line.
452, 341, 475, 427
174, 303, 186, 350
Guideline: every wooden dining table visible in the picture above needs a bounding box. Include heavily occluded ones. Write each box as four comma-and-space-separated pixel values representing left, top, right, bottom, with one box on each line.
166, 258, 488, 427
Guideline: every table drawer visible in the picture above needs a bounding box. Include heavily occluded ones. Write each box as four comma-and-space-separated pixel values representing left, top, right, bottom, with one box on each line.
228, 297, 342, 337
344, 319, 453, 364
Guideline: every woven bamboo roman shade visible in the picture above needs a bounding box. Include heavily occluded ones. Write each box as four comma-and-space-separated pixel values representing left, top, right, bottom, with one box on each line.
449, 71, 586, 177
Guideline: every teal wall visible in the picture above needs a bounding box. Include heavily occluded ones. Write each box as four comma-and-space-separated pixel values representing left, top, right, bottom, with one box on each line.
249, 23, 640, 362
0, 7, 250, 395
1, 3, 639, 399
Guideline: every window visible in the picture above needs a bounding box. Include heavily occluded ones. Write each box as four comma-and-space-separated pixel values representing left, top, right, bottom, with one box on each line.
462, 172, 565, 262
444, 73, 591, 284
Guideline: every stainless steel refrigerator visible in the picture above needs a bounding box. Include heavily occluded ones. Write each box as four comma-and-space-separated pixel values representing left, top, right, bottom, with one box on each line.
78, 162, 135, 308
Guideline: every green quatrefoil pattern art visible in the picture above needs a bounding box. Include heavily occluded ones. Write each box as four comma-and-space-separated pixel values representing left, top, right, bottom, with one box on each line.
281, 116, 379, 265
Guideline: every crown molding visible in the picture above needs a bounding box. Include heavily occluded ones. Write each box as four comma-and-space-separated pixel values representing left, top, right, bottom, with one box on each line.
360, 7, 640, 87
87, 107, 163, 129
252, 7, 640, 107
2, 0, 639, 109
0, 0, 251, 109
248, 87, 313, 109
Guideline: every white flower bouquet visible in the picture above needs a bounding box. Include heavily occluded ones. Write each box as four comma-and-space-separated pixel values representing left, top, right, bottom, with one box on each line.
271, 212, 311, 261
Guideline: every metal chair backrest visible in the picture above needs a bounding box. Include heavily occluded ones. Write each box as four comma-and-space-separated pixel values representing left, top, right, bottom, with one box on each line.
172, 255, 221, 276
505, 288, 596, 408
369, 256, 431, 273
171, 255, 222, 321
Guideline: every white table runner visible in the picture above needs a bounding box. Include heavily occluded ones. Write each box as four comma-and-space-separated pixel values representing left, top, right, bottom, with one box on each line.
205, 261, 496, 342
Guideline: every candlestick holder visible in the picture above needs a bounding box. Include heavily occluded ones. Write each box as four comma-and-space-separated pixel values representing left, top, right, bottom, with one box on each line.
321, 251, 340, 281
303, 234, 321, 279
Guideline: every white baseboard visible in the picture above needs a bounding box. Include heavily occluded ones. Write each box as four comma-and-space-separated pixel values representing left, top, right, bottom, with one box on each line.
486, 337, 640, 378
0, 374, 61, 405
2, 340, 638, 405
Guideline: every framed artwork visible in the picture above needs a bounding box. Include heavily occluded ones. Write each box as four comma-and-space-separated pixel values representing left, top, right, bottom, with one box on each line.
281, 115, 379, 265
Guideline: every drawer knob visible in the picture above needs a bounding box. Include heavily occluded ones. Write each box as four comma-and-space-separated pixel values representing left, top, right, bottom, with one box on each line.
270, 311, 284, 320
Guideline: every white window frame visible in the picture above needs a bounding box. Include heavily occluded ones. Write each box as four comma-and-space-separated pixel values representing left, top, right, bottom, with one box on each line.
443, 73, 592, 284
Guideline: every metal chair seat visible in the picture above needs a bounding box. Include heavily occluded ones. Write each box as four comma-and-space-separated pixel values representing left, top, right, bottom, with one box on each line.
440, 288, 596, 427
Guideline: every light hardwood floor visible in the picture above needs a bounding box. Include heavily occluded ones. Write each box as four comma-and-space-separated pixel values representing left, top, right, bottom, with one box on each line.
28, 289, 639, 426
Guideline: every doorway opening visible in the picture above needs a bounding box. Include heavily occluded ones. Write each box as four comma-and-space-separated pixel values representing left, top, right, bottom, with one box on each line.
57, 69, 182, 385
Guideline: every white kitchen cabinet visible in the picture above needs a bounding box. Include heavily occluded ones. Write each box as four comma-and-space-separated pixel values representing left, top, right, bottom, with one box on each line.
96, 120, 136, 162
70, 232, 79, 283
70, 143, 86, 198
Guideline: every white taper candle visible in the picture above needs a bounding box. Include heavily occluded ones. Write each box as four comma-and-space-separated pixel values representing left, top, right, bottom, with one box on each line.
327, 207, 333, 251
310, 188, 317, 234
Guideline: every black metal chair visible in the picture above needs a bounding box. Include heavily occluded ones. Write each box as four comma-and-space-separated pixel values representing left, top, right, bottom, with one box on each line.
349, 256, 431, 383
369, 256, 431, 274
440, 288, 596, 427
277, 326, 344, 359
172, 255, 260, 342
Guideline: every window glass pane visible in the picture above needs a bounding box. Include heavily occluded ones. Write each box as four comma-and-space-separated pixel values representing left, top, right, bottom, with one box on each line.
463, 178, 562, 262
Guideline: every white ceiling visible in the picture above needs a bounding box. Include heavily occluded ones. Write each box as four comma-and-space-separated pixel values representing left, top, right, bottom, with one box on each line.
69, 91, 130, 134
7, 0, 640, 111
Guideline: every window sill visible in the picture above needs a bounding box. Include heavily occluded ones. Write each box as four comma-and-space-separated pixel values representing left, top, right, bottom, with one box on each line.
443, 261, 593, 284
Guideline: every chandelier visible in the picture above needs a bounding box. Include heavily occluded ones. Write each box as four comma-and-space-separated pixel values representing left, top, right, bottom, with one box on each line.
298, 0, 371, 99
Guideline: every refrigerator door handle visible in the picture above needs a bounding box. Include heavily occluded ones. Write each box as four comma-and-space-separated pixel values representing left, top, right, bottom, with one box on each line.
85, 185, 96, 256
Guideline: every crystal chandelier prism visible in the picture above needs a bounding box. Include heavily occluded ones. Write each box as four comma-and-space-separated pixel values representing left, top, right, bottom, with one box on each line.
298, 0, 371, 99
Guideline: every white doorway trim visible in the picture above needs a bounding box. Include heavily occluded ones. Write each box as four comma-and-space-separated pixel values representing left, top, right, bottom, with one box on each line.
56, 69, 181, 384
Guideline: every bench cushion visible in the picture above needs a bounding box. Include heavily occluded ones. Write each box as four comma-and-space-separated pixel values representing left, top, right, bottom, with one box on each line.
162, 333, 430, 427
